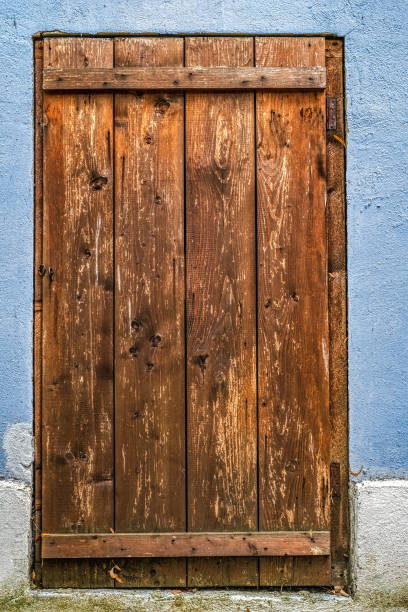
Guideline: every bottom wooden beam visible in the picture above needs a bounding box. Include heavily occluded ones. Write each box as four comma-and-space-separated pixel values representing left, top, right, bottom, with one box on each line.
42, 531, 330, 559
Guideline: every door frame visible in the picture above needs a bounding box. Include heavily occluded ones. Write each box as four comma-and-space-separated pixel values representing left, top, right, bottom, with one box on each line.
32, 33, 348, 588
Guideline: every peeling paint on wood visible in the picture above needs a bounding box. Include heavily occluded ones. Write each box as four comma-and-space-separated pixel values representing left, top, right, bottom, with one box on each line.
41, 37, 115, 588
114, 36, 186, 588
38, 35, 341, 589
255, 37, 330, 586
185, 36, 258, 587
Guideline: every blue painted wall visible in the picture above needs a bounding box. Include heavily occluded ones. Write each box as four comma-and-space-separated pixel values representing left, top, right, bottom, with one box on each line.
0, 0, 407, 480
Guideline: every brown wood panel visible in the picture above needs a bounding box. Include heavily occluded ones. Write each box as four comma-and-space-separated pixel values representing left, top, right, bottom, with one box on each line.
43, 531, 330, 558
114, 37, 186, 587
41, 37, 114, 587
259, 556, 333, 588
256, 37, 331, 586
326, 37, 348, 590
188, 557, 257, 588
43, 65, 326, 90
41, 560, 115, 588
113, 558, 186, 587
185, 36, 258, 587
36, 35, 347, 589
33, 39, 44, 587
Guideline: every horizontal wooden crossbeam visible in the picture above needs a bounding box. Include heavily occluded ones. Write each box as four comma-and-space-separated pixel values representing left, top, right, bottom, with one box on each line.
43, 66, 326, 91
42, 531, 330, 559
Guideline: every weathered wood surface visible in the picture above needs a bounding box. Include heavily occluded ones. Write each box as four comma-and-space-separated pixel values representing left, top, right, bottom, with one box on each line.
37, 35, 346, 589
114, 36, 186, 587
114, 36, 185, 532
326, 38, 349, 589
255, 37, 331, 586
185, 36, 258, 586
42, 531, 330, 558
33, 38, 44, 586
42, 37, 114, 588
43, 65, 326, 90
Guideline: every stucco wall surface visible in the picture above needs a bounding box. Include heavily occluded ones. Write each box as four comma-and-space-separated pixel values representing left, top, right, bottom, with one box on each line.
0, 481, 31, 587
0, 0, 407, 481
350, 480, 408, 596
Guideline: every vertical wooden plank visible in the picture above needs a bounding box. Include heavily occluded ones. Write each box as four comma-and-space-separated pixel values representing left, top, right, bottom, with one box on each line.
42, 37, 114, 588
185, 36, 258, 587
256, 37, 330, 586
326, 38, 349, 589
188, 557, 258, 588
41, 559, 115, 588
113, 558, 186, 588
114, 37, 186, 587
33, 38, 44, 586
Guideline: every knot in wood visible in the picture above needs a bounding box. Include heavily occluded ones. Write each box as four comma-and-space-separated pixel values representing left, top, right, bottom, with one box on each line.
90, 175, 108, 190
155, 98, 170, 114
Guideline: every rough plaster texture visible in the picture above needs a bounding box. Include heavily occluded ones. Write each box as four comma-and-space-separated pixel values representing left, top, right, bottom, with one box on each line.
0, 481, 31, 588
351, 480, 408, 596
0, 0, 407, 483
3, 423, 33, 483
0, 0, 408, 600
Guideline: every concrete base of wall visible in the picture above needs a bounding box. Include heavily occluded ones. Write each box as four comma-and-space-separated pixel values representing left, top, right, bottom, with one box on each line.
0, 588, 356, 611
1, 478, 408, 609
0, 480, 31, 588
351, 479, 408, 598
2, 587, 408, 612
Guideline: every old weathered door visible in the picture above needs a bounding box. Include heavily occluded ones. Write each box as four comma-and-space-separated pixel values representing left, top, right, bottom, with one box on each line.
35, 35, 348, 588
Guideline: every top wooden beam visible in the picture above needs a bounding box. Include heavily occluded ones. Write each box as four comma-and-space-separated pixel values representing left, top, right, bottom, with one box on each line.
43, 66, 326, 91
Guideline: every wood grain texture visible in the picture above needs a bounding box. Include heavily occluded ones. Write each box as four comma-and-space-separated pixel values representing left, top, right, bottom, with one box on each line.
36, 36, 346, 589
43, 65, 326, 90
187, 557, 257, 588
185, 36, 258, 586
114, 37, 186, 587
256, 37, 331, 586
42, 37, 114, 587
43, 531, 330, 558
113, 558, 186, 587
41, 559, 115, 589
33, 38, 44, 586
326, 40, 346, 275
327, 37, 348, 589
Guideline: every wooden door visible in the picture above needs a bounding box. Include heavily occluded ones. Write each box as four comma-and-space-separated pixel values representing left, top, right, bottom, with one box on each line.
34, 35, 348, 588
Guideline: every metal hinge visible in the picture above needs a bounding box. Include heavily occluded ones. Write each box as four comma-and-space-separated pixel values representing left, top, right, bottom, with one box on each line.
326, 96, 337, 131
38, 264, 54, 282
